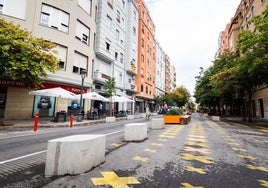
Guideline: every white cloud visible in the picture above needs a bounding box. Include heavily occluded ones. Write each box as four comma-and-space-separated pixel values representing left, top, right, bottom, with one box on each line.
145, 0, 240, 98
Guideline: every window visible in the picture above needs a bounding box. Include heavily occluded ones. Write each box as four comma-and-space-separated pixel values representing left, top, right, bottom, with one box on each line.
55, 45, 67, 70
116, 10, 120, 23
116, 30, 120, 41
106, 42, 110, 51
78, 0, 92, 15
133, 27, 136, 36
120, 53, 123, 63
115, 52, 118, 59
73, 52, 87, 74
0, 0, 26, 19
76, 20, 90, 45
107, 15, 112, 28
141, 54, 144, 62
142, 25, 144, 34
133, 11, 137, 20
40, 4, 69, 33
107, 0, 113, 9
0, 4, 3, 14
251, 6, 255, 18
141, 85, 144, 92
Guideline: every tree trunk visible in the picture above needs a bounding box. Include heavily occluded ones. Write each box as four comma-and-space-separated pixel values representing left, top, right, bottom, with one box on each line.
247, 89, 253, 123
241, 98, 247, 122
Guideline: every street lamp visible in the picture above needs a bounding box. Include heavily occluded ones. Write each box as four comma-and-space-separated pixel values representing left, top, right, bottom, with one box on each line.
77, 69, 86, 122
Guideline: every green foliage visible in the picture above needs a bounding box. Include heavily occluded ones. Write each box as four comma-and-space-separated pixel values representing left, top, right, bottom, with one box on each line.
103, 77, 116, 97
0, 19, 59, 87
166, 108, 183, 115
171, 86, 191, 107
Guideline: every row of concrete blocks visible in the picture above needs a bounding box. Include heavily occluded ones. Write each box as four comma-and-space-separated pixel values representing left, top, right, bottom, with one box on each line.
203, 114, 220, 121
44, 117, 165, 177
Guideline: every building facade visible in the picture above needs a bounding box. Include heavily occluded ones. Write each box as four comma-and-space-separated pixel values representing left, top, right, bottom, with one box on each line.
135, 0, 156, 112
223, 0, 268, 119
0, 0, 97, 119
94, 0, 138, 113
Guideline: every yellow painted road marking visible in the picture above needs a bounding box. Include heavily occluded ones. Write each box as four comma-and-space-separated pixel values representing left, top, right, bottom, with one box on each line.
237, 154, 255, 160
144, 148, 157, 153
188, 135, 206, 139
227, 142, 240, 146
133, 156, 149, 162
183, 146, 211, 154
258, 180, 268, 187
91, 171, 140, 188
158, 138, 168, 142
246, 164, 268, 172
111, 143, 122, 147
152, 143, 163, 147
181, 153, 214, 164
186, 141, 208, 148
185, 166, 206, 174
231, 147, 246, 152
181, 182, 204, 188
158, 134, 175, 139
187, 137, 207, 142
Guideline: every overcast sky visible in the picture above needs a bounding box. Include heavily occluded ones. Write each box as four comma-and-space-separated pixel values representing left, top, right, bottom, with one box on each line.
144, 0, 241, 99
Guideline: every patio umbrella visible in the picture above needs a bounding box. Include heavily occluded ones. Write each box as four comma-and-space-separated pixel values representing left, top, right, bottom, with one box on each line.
109, 95, 128, 102
29, 87, 76, 99
120, 96, 134, 103
74, 92, 108, 101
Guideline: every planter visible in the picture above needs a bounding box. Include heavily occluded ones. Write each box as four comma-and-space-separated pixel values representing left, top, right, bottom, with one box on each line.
164, 115, 181, 124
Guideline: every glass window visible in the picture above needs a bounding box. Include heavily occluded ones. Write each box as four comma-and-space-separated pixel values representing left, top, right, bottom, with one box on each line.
40, 4, 70, 33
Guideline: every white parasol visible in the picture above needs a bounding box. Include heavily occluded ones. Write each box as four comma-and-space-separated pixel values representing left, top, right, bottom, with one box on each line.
29, 87, 76, 99
74, 92, 108, 101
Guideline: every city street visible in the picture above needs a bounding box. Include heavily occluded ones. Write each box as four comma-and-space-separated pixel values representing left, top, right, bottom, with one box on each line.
0, 113, 268, 188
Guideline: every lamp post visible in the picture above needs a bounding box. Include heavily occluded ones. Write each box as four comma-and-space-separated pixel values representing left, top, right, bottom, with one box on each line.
77, 69, 86, 122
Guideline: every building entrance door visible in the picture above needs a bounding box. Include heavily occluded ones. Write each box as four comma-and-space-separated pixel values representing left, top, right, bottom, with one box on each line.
0, 88, 7, 118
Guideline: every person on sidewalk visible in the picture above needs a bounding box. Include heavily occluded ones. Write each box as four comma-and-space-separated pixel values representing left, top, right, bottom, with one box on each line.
145, 105, 151, 120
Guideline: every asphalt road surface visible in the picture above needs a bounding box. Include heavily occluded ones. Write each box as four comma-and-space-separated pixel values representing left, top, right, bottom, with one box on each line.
1, 113, 268, 188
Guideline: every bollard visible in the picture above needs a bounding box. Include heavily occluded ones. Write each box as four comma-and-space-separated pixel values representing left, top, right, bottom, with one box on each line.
70, 113, 74, 128
33, 113, 39, 132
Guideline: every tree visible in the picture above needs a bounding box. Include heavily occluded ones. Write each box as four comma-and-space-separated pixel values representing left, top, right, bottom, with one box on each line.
0, 19, 58, 87
171, 86, 191, 108
103, 77, 116, 116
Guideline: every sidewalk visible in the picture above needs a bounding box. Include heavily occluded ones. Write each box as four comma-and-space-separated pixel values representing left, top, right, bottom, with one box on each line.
221, 116, 268, 127
0, 113, 149, 130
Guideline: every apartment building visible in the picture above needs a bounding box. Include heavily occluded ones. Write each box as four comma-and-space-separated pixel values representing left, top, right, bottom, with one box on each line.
155, 41, 166, 98
170, 65, 177, 91
225, 0, 268, 119
0, 0, 97, 119
94, 0, 138, 113
164, 54, 171, 93
135, 0, 156, 112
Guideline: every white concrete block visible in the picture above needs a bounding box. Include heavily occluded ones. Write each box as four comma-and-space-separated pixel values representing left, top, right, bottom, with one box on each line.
45, 134, 106, 176
106, 116, 116, 122
212, 116, 220, 121
151, 118, 165, 129
124, 123, 148, 141
127, 115, 134, 120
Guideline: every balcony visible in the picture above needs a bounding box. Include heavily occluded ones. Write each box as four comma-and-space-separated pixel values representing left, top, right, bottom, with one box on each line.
126, 64, 137, 75
93, 71, 110, 85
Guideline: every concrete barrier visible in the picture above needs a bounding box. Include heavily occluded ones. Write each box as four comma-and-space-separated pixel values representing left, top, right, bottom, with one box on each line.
212, 116, 220, 121
45, 134, 106, 176
127, 115, 134, 120
106, 116, 116, 122
124, 123, 148, 141
151, 118, 165, 129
